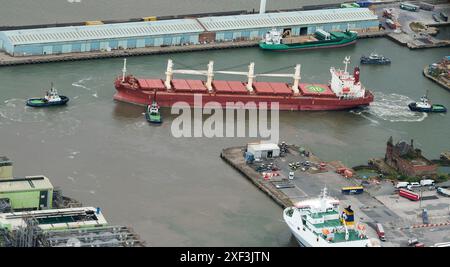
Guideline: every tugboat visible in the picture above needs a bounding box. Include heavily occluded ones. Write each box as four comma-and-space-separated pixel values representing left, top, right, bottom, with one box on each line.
360, 53, 391, 65
26, 83, 69, 107
408, 93, 447, 113
145, 100, 162, 123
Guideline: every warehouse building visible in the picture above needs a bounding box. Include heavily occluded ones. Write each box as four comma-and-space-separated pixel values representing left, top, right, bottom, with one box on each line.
197, 8, 379, 43
0, 8, 379, 57
247, 143, 280, 159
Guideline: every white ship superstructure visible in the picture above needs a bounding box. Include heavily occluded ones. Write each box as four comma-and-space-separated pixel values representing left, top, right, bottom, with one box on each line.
330, 57, 366, 99
283, 188, 373, 247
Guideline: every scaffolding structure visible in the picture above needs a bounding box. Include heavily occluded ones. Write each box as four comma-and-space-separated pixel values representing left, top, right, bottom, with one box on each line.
42, 226, 145, 247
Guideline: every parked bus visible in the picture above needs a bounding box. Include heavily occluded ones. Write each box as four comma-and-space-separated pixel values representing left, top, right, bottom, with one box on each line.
341, 186, 364, 195
399, 188, 420, 201
400, 2, 419, 12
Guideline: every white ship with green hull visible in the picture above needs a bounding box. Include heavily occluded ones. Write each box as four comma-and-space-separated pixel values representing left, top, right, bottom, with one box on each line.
283, 188, 376, 247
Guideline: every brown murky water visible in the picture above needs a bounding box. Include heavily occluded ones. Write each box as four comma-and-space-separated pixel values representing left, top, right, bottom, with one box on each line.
1, 2, 449, 246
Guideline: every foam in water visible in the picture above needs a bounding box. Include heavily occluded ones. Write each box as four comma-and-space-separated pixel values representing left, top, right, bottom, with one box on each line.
353, 92, 427, 122
72, 77, 93, 90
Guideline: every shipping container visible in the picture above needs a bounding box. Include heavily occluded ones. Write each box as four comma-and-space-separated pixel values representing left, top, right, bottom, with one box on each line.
341, 186, 364, 195
399, 188, 420, 201
85, 21, 104, 26
143, 16, 157, 21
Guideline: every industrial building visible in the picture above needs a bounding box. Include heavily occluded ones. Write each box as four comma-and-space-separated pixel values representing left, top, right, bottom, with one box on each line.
0, 176, 54, 212
247, 143, 280, 159
0, 8, 379, 57
0, 207, 145, 247
0, 156, 54, 212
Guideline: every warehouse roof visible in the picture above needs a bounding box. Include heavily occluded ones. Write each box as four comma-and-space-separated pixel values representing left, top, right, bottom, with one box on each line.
1, 19, 204, 45
0, 176, 53, 192
198, 8, 378, 31
248, 143, 280, 151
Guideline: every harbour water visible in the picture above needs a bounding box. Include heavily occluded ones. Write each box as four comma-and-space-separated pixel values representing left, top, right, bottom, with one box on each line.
1, 37, 448, 246
0, 0, 342, 26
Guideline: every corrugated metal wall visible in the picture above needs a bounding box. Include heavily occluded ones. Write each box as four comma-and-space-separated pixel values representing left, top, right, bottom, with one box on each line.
5, 20, 378, 56
10, 33, 201, 56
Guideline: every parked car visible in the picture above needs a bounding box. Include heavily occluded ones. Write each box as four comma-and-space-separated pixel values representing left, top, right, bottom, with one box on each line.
288, 172, 295, 180
407, 182, 421, 190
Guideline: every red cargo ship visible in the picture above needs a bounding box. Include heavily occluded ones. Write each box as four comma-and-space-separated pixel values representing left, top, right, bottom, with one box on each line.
114, 57, 374, 111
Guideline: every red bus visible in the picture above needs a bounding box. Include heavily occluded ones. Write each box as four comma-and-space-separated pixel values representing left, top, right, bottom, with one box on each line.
399, 188, 420, 201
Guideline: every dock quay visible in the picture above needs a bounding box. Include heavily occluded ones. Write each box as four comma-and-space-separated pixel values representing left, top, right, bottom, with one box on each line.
0, 31, 385, 67
386, 32, 450, 49
0, 41, 258, 67
372, 1, 450, 50
221, 142, 450, 247
423, 65, 450, 91
0, 6, 384, 67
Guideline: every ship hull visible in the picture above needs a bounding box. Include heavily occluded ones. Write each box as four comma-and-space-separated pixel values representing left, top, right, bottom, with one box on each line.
259, 32, 357, 51
114, 85, 373, 111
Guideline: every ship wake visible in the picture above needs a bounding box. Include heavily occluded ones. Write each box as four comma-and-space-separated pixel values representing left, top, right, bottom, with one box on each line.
354, 92, 427, 122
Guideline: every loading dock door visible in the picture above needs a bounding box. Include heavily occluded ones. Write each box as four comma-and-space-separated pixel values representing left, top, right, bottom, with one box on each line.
43, 46, 53, 55
300, 27, 308, 35
62, 44, 72, 53
154, 38, 163, 46
39, 190, 48, 209
118, 40, 127, 49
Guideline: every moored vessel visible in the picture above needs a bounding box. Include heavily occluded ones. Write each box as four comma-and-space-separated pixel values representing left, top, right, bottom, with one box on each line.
113, 57, 374, 111
26, 83, 69, 107
259, 29, 358, 51
283, 187, 375, 247
360, 53, 391, 65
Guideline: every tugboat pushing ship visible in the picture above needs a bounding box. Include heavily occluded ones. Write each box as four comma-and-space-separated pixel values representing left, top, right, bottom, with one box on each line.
114, 56, 374, 111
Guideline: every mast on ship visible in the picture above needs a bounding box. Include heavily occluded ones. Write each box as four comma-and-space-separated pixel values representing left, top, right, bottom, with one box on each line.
160, 59, 302, 94
343, 56, 350, 74
122, 58, 127, 82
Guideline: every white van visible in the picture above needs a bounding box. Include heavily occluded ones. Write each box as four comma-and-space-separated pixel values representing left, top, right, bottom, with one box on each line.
395, 182, 409, 189
420, 179, 435, 186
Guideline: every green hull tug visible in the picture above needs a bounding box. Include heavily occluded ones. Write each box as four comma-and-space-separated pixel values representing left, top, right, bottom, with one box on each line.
145, 101, 162, 124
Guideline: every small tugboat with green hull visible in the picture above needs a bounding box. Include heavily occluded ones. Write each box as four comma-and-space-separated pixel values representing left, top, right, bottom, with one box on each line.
259, 28, 357, 51
145, 100, 162, 124
26, 83, 69, 107
408, 92, 447, 113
